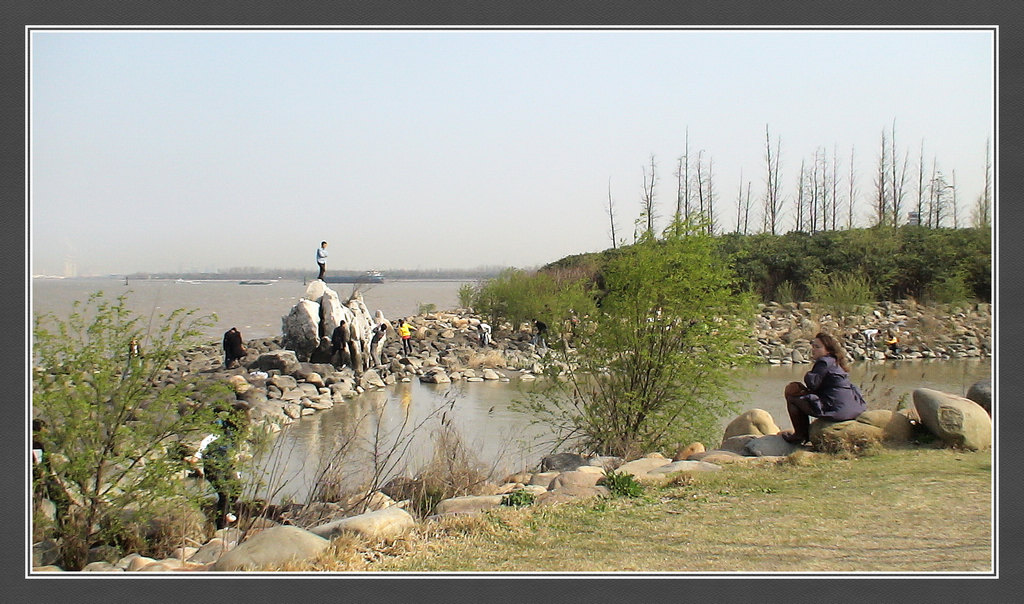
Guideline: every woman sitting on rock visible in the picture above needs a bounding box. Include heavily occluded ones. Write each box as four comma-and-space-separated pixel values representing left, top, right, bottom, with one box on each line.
780, 332, 867, 445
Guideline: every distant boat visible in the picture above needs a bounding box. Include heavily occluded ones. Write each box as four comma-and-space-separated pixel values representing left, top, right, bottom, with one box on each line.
175, 279, 201, 284
324, 270, 385, 284
239, 280, 276, 286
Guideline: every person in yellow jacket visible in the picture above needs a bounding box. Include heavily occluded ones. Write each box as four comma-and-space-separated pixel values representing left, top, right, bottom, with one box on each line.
397, 318, 414, 356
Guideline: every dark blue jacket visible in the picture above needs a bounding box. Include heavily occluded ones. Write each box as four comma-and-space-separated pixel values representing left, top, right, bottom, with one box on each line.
802, 355, 867, 421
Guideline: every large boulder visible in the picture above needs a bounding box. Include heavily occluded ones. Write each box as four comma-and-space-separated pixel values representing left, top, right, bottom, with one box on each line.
282, 299, 322, 361
966, 379, 992, 416
308, 507, 415, 541
809, 417, 885, 449
535, 484, 610, 506
743, 434, 801, 457
722, 409, 781, 440
255, 350, 301, 376
548, 470, 603, 490
646, 460, 722, 475
211, 526, 330, 571
913, 388, 992, 450
854, 409, 914, 443
540, 452, 588, 472
614, 456, 672, 479
319, 288, 353, 337
433, 495, 505, 516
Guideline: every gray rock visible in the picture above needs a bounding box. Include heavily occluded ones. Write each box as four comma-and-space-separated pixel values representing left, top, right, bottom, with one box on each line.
211, 526, 330, 572
82, 561, 122, 572
966, 379, 992, 416
540, 452, 588, 472
255, 350, 301, 376
433, 495, 505, 516
281, 299, 321, 361
646, 460, 722, 474
743, 434, 801, 457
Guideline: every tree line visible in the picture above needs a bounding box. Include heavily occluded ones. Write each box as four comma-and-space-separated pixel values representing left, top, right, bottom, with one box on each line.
605, 124, 992, 246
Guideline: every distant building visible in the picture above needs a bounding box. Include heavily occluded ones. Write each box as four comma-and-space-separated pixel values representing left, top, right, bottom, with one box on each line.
63, 260, 77, 278
907, 211, 921, 226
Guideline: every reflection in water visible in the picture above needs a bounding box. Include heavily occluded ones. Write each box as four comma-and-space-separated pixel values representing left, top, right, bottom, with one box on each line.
256, 358, 991, 504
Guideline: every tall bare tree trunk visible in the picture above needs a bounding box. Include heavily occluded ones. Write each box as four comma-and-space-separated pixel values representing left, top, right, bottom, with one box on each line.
606, 178, 618, 249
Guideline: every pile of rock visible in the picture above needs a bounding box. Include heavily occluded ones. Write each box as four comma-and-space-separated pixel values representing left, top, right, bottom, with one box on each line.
754, 300, 991, 364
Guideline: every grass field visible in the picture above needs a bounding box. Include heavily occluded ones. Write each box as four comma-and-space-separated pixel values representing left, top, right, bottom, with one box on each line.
277, 447, 992, 574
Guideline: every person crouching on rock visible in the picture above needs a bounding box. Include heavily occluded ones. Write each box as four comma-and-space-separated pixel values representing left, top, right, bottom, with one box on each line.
779, 332, 867, 445
222, 327, 246, 369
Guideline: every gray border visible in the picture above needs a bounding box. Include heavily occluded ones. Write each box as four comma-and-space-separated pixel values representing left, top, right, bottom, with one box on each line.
8, 0, 1018, 600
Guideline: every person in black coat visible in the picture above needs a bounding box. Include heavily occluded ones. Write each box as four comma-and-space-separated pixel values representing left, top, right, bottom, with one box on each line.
222, 327, 246, 369
780, 332, 867, 445
331, 320, 350, 368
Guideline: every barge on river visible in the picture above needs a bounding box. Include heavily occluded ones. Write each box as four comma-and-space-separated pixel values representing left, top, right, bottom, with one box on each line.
324, 270, 386, 284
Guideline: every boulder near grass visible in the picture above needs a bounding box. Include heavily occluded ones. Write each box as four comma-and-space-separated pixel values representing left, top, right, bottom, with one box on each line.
913, 388, 992, 451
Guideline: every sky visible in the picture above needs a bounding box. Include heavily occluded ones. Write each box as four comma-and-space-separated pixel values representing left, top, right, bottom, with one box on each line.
29, 28, 994, 276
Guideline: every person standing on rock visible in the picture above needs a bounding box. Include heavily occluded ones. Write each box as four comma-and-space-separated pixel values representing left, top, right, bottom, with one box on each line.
369, 321, 388, 367
478, 321, 491, 347
532, 319, 547, 350
331, 320, 351, 368
316, 241, 328, 280
222, 327, 246, 369
397, 318, 415, 356
779, 332, 867, 445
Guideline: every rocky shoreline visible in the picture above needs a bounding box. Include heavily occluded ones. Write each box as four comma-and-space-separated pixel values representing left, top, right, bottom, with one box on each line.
139, 287, 991, 437
32, 282, 993, 572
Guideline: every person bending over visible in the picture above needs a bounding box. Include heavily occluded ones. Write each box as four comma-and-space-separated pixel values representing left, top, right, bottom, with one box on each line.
779, 332, 867, 445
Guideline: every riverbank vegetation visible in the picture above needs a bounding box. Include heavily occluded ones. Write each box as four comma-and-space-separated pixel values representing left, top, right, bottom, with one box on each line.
31, 293, 261, 570
279, 447, 991, 572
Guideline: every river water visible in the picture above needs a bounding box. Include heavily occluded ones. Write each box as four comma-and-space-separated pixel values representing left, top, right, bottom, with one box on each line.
30, 278, 993, 503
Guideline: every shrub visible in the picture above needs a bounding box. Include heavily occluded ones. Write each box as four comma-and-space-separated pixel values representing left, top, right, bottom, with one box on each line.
32, 292, 223, 569
808, 270, 875, 314
597, 470, 644, 498
922, 271, 974, 305
457, 282, 477, 310
500, 489, 536, 507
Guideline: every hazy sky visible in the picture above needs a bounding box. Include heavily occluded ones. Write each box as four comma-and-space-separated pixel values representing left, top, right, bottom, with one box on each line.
29, 28, 994, 276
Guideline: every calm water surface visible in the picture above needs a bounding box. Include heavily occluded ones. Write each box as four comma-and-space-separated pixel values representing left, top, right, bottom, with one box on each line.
30, 278, 992, 503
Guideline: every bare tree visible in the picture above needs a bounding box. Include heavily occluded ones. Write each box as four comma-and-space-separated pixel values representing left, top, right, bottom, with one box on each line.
695, 150, 706, 226
873, 128, 889, 226
606, 178, 618, 249
735, 169, 744, 234
640, 154, 657, 237
675, 156, 685, 227
951, 169, 959, 228
706, 156, 717, 235
683, 129, 692, 220
847, 145, 857, 229
972, 139, 992, 228
915, 139, 926, 226
889, 120, 911, 227
763, 124, 783, 235
742, 180, 753, 235
795, 160, 807, 232
831, 143, 840, 230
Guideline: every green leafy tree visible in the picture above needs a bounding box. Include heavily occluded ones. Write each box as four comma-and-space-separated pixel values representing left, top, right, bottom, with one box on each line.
32, 292, 229, 569
520, 222, 756, 458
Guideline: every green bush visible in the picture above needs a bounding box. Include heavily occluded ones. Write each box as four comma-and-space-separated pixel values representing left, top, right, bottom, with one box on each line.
457, 282, 477, 310
597, 470, 645, 498
922, 271, 974, 305
32, 292, 224, 569
808, 270, 875, 313
500, 489, 536, 507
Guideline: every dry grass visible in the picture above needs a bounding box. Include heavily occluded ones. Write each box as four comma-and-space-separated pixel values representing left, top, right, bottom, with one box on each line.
467, 350, 508, 369
280, 447, 991, 573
